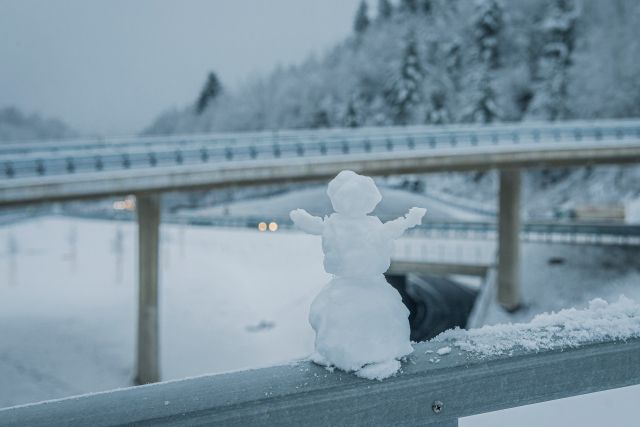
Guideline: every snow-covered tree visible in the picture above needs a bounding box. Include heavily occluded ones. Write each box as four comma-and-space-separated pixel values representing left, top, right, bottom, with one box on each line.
353, 1, 370, 34
472, 0, 503, 69
0, 107, 75, 141
400, 0, 419, 14
420, 0, 432, 14
390, 31, 424, 125
426, 89, 451, 124
465, 0, 505, 123
195, 72, 222, 115
311, 109, 331, 128
344, 100, 359, 128
526, 0, 579, 121
377, 0, 393, 20
143, 0, 640, 136
468, 73, 501, 123
444, 38, 463, 90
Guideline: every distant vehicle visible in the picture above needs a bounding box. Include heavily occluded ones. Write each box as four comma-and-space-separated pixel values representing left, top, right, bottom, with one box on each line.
572, 204, 625, 222
553, 204, 626, 222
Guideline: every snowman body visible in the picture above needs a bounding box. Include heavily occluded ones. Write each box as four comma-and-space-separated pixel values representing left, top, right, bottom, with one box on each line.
311, 213, 413, 371
290, 170, 426, 377
322, 214, 390, 277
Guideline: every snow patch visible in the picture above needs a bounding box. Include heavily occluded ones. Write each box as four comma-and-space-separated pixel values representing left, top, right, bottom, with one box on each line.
433, 296, 640, 357
625, 198, 640, 224
436, 346, 452, 355
354, 360, 401, 381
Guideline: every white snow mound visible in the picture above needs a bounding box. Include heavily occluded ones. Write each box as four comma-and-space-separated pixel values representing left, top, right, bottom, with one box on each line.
433, 296, 640, 357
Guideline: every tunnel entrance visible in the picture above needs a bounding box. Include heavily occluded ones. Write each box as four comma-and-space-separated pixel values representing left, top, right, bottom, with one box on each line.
386, 273, 479, 341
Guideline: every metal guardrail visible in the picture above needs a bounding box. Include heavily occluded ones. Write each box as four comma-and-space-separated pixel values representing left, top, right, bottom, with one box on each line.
49, 210, 640, 246
2, 119, 639, 155
1, 336, 637, 426
175, 214, 640, 246
388, 260, 490, 276
2, 120, 640, 181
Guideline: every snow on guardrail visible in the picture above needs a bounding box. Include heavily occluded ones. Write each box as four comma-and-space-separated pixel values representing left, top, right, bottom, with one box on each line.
433, 296, 640, 357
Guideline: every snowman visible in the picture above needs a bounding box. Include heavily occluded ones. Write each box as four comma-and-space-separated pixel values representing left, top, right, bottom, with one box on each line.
290, 170, 426, 379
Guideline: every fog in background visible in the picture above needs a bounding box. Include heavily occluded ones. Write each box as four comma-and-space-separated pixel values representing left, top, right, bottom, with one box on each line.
0, 0, 360, 135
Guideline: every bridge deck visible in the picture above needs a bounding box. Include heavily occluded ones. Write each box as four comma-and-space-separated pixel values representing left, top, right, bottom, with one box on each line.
2, 120, 640, 206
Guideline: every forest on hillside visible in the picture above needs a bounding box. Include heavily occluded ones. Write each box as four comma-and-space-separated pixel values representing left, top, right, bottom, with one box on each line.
146, 0, 640, 135
0, 107, 75, 142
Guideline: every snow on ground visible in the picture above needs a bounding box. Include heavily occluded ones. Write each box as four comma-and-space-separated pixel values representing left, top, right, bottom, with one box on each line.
0, 216, 329, 408
473, 243, 640, 327
627, 197, 640, 224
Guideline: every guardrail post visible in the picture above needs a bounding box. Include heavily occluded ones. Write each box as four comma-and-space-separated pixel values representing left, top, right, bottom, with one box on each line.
135, 193, 161, 384
497, 168, 521, 311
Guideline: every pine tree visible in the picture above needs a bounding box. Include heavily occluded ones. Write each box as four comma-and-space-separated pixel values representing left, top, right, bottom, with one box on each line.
444, 39, 463, 90
344, 100, 359, 128
353, 0, 370, 34
311, 109, 331, 128
400, 0, 418, 13
420, 0, 432, 14
526, 0, 578, 120
377, 0, 393, 20
426, 90, 450, 124
466, 0, 504, 123
391, 32, 423, 125
472, 0, 503, 69
195, 72, 222, 115
471, 73, 501, 123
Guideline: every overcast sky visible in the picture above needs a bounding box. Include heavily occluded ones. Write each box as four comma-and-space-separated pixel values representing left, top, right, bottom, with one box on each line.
0, 0, 362, 135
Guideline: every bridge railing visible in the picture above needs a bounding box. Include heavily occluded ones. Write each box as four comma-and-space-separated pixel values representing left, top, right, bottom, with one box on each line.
3, 120, 640, 180
1, 325, 638, 426
2, 118, 640, 156
48, 208, 640, 247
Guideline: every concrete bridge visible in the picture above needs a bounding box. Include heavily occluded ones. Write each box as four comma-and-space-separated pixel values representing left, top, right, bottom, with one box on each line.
2, 119, 640, 384
2, 119, 640, 205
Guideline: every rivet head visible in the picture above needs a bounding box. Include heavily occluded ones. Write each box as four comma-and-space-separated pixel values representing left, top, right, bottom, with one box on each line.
432, 400, 444, 414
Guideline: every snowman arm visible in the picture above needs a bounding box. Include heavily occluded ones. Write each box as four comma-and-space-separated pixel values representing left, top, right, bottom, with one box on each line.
383, 207, 426, 238
289, 209, 325, 235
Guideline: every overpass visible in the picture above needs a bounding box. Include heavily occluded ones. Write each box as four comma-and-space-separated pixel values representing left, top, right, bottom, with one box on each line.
2, 119, 640, 384
1, 119, 640, 205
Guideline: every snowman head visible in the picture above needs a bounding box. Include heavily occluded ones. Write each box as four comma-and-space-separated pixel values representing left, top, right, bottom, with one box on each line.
327, 170, 382, 217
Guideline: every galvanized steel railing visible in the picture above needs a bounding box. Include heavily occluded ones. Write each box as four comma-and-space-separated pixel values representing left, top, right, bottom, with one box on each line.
182, 214, 640, 245
2, 120, 640, 181
1, 335, 637, 426
55, 208, 640, 247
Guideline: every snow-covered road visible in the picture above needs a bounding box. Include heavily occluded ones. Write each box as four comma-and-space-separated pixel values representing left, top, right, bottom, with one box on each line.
0, 217, 329, 407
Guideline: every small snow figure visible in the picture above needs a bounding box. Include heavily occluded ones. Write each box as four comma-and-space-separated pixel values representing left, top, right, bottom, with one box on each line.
290, 170, 426, 380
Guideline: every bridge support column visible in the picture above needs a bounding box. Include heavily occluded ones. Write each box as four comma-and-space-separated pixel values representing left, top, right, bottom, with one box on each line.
135, 193, 161, 384
497, 169, 521, 311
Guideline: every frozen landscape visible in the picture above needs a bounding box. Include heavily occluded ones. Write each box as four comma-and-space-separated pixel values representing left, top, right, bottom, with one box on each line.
0, 213, 638, 426
1, 0, 640, 424
0, 216, 327, 407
